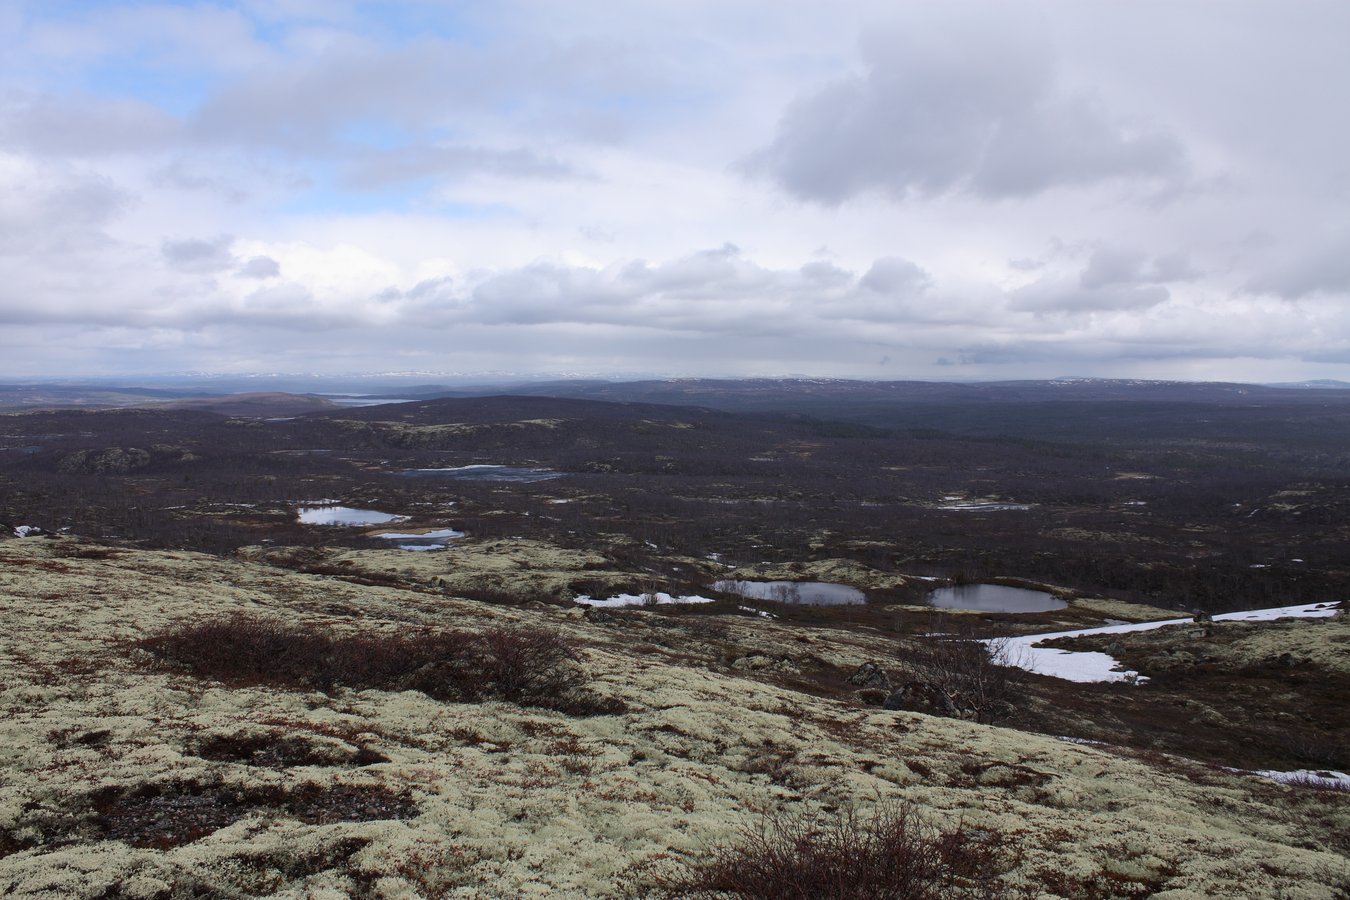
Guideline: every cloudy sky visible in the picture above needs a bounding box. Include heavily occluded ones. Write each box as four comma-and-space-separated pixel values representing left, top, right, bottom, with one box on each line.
1, 0, 1347, 381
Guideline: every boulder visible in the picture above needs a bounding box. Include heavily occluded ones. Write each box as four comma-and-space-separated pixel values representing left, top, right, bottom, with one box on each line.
847, 661, 891, 690
884, 681, 961, 717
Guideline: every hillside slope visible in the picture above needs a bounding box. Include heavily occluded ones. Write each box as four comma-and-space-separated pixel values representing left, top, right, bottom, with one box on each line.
1, 536, 1346, 898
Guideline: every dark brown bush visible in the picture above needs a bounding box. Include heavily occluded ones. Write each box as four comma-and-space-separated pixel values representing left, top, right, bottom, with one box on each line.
476, 628, 577, 702
92, 780, 415, 849
891, 629, 1026, 725
138, 615, 333, 687
191, 732, 388, 768
640, 802, 1019, 899
136, 615, 617, 714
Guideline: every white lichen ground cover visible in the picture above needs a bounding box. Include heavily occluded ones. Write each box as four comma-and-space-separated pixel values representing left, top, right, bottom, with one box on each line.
1, 537, 1347, 898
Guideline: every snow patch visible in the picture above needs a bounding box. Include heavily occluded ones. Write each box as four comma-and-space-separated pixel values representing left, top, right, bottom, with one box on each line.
372, 529, 465, 540
1252, 769, 1350, 790
574, 592, 716, 608
987, 602, 1341, 684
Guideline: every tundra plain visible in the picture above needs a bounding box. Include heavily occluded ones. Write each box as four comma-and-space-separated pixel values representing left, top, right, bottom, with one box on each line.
1, 379, 1348, 897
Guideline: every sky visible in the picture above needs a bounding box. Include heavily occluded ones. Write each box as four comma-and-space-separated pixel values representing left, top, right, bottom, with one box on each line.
1, 0, 1347, 382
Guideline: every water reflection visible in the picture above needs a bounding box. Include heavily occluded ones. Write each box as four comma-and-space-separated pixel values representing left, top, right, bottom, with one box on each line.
713, 579, 866, 605
927, 584, 1066, 613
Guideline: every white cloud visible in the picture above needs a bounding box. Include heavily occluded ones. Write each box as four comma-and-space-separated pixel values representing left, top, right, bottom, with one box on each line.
0, 1, 1344, 381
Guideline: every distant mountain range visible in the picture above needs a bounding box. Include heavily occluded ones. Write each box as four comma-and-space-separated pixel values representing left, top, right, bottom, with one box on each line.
1264, 379, 1350, 389
4, 377, 1350, 424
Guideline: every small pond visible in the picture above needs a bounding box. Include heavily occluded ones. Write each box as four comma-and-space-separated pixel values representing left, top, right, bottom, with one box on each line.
400, 465, 560, 483
713, 579, 866, 606
296, 506, 408, 526
927, 583, 1066, 613
371, 528, 465, 551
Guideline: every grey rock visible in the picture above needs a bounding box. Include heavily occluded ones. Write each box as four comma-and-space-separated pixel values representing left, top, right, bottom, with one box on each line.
847, 661, 891, 690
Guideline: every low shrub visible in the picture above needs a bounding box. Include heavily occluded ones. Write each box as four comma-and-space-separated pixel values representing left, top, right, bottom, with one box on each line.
136, 615, 622, 714
92, 780, 414, 849
191, 732, 389, 768
891, 631, 1026, 725
639, 802, 1020, 899
452, 583, 559, 606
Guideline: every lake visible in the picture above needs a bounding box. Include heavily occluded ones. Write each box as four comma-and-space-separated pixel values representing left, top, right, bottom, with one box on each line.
401, 465, 560, 483
927, 583, 1066, 613
713, 579, 866, 605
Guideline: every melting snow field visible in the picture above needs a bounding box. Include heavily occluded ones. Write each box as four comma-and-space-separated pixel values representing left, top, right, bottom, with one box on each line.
371, 529, 465, 540
988, 602, 1342, 684
1055, 737, 1350, 791
370, 528, 466, 551
1252, 768, 1350, 790
372, 528, 467, 550
574, 592, 716, 608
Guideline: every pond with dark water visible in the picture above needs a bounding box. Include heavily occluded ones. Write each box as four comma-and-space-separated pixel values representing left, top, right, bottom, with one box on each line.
927, 584, 1066, 613
713, 579, 866, 605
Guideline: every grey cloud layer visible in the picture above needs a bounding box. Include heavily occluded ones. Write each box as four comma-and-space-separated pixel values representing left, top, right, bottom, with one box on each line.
2, 234, 1346, 376
745, 8, 1188, 203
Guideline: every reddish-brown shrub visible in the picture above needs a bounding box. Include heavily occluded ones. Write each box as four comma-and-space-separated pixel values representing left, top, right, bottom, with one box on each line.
137, 615, 332, 687
640, 802, 1019, 899
476, 628, 577, 702
91, 780, 414, 849
135, 616, 619, 714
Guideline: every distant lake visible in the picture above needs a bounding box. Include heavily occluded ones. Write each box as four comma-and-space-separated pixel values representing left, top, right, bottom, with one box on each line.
927, 583, 1066, 613
713, 579, 866, 605
401, 465, 560, 482
296, 506, 407, 526
930, 500, 1032, 512
319, 396, 420, 407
